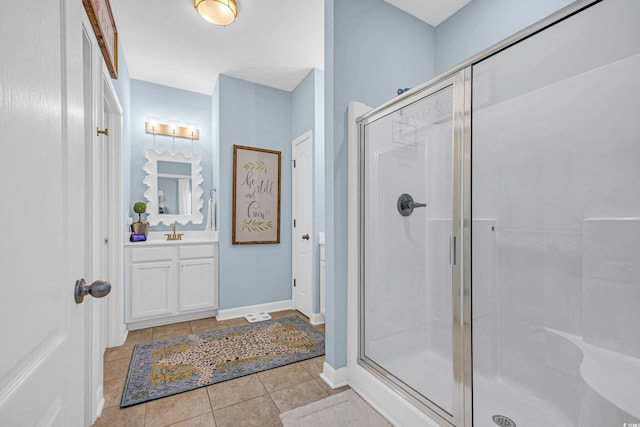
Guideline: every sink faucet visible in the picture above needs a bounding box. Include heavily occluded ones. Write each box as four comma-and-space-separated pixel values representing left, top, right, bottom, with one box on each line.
165, 222, 184, 241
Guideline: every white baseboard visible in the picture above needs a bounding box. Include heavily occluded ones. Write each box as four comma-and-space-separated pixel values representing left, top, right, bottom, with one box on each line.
309, 312, 325, 325
120, 329, 128, 346
95, 396, 105, 420
217, 299, 294, 321
126, 309, 218, 330
320, 362, 349, 389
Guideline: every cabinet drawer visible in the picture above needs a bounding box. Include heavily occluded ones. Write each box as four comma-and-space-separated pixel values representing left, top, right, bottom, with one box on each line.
180, 244, 215, 259
131, 246, 174, 262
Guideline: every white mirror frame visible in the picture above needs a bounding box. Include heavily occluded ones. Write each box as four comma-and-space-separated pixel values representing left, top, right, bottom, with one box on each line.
143, 149, 204, 226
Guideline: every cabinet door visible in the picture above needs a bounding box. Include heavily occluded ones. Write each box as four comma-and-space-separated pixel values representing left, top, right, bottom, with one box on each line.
179, 258, 216, 312
130, 261, 173, 319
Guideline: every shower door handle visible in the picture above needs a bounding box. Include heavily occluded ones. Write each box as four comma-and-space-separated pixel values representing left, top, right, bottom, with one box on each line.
450, 236, 457, 266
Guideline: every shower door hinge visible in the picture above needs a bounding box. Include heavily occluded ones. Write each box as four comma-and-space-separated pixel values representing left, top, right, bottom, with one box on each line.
293, 278, 297, 287
294, 219, 296, 227
293, 159, 297, 168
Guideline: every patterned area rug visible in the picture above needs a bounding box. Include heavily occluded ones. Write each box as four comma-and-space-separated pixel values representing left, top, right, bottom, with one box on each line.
121, 316, 325, 407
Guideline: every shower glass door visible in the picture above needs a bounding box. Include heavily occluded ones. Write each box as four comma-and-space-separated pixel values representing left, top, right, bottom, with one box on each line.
359, 79, 459, 422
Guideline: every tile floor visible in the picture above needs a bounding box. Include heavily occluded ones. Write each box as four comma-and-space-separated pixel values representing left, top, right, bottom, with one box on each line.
93, 310, 350, 427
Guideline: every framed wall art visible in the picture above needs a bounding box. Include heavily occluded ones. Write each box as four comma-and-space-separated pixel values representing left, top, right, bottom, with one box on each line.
232, 145, 281, 244
83, 0, 118, 78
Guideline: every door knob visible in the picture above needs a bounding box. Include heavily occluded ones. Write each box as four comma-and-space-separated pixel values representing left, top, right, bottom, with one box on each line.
74, 278, 111, 303
302, 234, 310, 240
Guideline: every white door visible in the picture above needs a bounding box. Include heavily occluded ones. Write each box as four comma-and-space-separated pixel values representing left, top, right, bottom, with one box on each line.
0, 1, 88, 426
292, 132, 314, 318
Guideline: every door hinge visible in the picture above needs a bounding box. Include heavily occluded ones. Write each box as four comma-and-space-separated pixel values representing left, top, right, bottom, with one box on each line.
293, 159, 296, 168
293, 278, 297, 287
294, 219, 296, 227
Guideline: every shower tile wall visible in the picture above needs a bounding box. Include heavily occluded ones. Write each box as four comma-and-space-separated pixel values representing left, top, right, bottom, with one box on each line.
583, 219, 640, 358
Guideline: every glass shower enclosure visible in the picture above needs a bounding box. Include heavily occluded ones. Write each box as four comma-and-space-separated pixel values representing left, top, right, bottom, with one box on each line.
355, 0, 639, 426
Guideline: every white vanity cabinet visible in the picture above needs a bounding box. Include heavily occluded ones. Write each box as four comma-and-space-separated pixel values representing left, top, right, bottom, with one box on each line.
126, 240, 218, 330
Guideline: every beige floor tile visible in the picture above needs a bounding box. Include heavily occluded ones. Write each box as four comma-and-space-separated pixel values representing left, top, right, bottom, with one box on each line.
257, 363, 313, 393
224, 317, 249, 327
99, 310, 327, 426
206, 374, 267, 411
269, 378, 328, 412
152, 321, 194, 341
213, 395, 282, 427
104, 356, 132, 382
316, 378, 351, 396
92, 404, 145, 427
269, 310, 300, 320
103, 374, 126, 409
144, 388, 212, 427
190, 317, 228, 334
167, 412, 216, 427
127, 328, 154, 345
104, 343, 135, 362
314, 323, 326, 335
299, 356, 324, 377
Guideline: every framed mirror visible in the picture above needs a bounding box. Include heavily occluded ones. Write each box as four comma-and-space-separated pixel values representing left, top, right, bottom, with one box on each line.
143, 149, 204, 226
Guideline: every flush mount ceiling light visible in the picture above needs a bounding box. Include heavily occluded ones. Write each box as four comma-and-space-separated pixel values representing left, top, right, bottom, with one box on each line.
194, 0, 238, 26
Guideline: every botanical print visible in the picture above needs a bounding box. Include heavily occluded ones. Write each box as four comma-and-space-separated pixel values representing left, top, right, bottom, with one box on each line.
233, 145, 281, 244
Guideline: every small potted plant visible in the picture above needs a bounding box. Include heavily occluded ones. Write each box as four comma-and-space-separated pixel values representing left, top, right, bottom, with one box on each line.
131, 201, 149, 237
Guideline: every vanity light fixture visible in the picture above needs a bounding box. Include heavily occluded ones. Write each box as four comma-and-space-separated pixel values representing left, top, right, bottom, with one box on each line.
187, 122, 198, 140
194, 0, 238, 26
147, 117, 159, 133
144, 119, 200, 140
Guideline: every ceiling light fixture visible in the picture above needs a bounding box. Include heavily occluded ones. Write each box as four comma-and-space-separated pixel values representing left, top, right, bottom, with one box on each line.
194, 0, 238, 26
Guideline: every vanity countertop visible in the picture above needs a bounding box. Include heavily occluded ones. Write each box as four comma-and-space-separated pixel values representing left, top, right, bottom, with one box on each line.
125, 230, 218, 246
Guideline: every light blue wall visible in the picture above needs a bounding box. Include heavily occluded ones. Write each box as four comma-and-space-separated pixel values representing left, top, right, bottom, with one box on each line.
217, 75, 293, 309
291, 68, 325, 314
435, 0, 574, 73
111, 42, 132, 232
129, 79, 213, 231
212, 79, 221, 228
325, 0, 437, 369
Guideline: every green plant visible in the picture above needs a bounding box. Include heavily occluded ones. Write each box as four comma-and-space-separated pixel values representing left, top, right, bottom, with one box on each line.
133, 201, 147, 223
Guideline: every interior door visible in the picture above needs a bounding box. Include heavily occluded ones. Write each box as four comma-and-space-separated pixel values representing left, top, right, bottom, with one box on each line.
0, 1, 87, 426
292, 132, 314, 318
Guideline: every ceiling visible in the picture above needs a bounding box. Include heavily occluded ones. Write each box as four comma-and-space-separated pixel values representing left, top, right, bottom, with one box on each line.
110, 0, 470, 95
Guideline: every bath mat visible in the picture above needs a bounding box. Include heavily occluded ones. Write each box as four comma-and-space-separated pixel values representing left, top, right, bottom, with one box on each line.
121, 316, 325, 407
280, 390, 391, 427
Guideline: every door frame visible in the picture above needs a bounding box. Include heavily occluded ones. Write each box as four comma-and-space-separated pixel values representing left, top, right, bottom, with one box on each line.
82, 11, 125, 423
101, 73, 125, 349
291, 131, 315, 320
